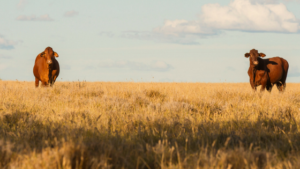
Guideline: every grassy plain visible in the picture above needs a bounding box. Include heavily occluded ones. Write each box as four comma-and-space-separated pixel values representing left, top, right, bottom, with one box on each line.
1, 81, 300, 168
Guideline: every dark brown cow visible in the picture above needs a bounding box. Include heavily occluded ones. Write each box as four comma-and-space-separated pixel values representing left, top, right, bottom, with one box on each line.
33, 47, 60, 87
245, 49, 289, 92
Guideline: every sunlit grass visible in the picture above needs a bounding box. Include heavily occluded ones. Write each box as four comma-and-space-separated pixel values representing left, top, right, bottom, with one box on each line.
1, 81, 300, 168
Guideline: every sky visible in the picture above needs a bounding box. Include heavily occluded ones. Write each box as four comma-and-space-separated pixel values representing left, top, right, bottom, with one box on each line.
0, 0, 300, 82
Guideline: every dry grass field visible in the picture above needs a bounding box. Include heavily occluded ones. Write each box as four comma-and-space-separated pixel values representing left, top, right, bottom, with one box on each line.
1, 81, 300, 168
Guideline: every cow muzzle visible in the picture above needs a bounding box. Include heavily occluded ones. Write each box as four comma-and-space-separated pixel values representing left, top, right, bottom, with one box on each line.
253, 61, 258, 65
47, 60, 52, 64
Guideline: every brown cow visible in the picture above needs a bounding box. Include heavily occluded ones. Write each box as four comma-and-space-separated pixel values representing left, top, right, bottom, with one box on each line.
33, 47, 60, 87
245, 49, 289, 92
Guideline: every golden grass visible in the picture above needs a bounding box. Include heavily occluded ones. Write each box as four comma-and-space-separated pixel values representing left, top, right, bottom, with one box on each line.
1, 81, 300, 168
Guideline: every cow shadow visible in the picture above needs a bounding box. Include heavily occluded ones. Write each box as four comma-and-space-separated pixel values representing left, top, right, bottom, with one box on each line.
1, 111, 299, 168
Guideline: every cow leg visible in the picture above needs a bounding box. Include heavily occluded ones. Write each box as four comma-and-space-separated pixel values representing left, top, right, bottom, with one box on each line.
266, 79, 272, 93
42, 81, 49, 87
276, 82, 281, 91
276, 82, 285, 92
260, 78, 268, 92
260, 84, 266, 92
50, 81, 55, 87
50, 75, 57, 87
282, 83, 286, 91
49, 77, 53, 87
53, 75, 57, 82
250, 80, 256, 92
266, 84, 272, 92
259, 73, 271, 92
280, 78, 287, 92
279, 73, 287, 92
35, 78, 39, 87
251, 85, 257, 92
279, 64, 288, 92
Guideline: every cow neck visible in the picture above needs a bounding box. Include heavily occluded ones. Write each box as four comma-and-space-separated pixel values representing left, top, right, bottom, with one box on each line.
46, 63, 53, 83
48, 64, 53, 78
44, 59, 53, 75
44, 63, 50, 70
250, 57, 263, 85
250, 62, 257, 86
253, 67, 257, 85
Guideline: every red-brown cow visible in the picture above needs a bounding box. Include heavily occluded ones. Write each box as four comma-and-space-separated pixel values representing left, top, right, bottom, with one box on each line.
33, 47, 60, 87
245, 49, 289, 92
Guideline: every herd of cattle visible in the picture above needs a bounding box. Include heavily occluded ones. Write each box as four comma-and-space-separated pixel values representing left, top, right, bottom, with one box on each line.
33, 47, 289, 92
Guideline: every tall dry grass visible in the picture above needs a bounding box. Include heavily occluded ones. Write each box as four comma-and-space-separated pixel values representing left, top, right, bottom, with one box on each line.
0, 81, 300, 168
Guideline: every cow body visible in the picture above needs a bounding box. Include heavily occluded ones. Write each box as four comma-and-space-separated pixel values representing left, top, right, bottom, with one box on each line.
245, 49, 289, 92
33, 47, 60, 87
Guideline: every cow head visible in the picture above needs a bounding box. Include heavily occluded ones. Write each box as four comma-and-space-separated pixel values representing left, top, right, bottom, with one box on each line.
41, 47, 59, 65
244, 49, 266, 66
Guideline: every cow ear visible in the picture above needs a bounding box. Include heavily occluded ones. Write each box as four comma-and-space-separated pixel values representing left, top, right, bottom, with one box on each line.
259, 53, 266, 57
245, 53, 250, 58
40, 52, 45, 57
54, 52, 59, 57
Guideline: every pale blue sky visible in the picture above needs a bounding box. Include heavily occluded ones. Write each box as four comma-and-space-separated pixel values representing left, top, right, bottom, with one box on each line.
0, 0, 300, 82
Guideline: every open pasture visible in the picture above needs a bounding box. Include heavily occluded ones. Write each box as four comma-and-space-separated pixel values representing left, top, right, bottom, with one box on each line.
1, 81, 300, 168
